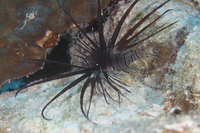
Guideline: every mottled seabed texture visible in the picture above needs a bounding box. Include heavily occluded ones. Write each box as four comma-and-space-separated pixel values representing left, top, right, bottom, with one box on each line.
1, 0, 200, 132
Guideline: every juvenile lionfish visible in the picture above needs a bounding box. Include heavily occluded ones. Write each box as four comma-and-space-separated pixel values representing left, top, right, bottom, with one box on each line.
16, 0, 177, 122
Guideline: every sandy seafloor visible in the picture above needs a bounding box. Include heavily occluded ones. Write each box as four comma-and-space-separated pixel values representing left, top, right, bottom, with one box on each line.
1, 0, 200, 132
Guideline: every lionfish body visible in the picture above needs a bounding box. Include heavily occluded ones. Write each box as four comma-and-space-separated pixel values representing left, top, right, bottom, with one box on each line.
16, 0, 177, 122
82, 50, 140, 72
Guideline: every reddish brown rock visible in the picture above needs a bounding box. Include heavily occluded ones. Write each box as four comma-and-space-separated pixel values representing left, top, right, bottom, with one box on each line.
0, 0, 110, 86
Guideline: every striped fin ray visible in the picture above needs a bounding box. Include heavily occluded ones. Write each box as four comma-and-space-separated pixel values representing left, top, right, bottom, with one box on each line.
106, 50, 140, 72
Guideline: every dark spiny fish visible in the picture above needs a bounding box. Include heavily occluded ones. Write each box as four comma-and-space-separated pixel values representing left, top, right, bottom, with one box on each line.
16, 0, 177, 122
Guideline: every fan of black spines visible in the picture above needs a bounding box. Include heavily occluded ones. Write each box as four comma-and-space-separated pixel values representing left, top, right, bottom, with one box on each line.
16, 0, 177, 123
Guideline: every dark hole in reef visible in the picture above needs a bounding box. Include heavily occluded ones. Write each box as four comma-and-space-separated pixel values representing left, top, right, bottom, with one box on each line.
22, 32, 72, 84
0, 32, 72, 94
174, 109, 182, 115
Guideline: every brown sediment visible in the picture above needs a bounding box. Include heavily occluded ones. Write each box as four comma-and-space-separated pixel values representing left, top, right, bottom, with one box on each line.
0, 0, 110, 86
